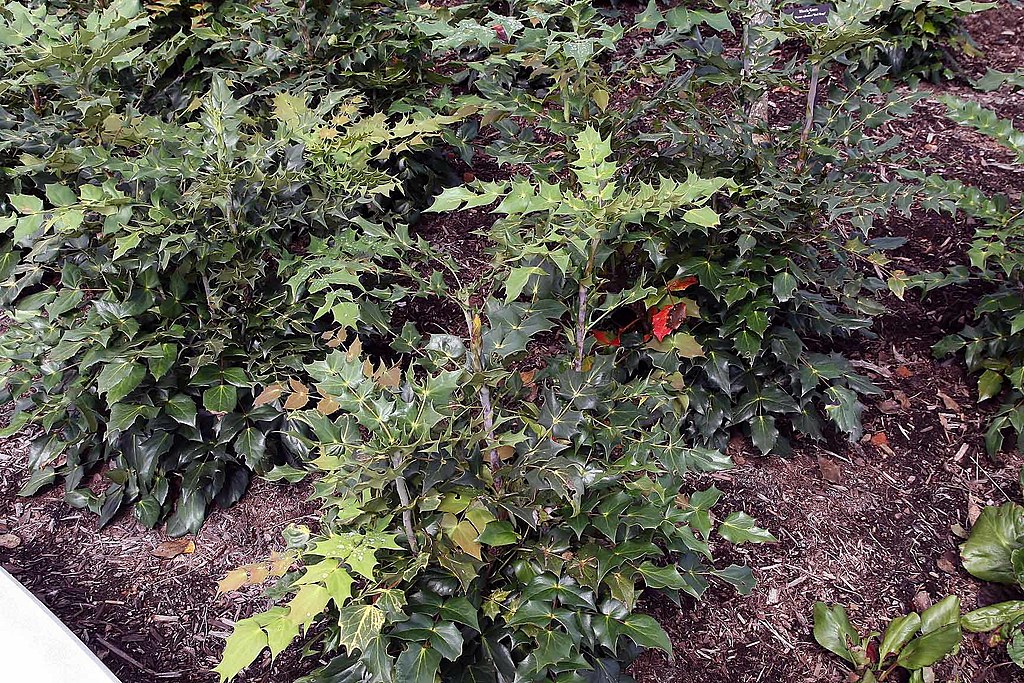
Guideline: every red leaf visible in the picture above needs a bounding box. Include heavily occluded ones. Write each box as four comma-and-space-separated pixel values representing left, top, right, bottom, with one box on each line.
492, 24, 508, 41
650, 303, 687, 342
593, 330, 621, 347
666, 276, 698, 293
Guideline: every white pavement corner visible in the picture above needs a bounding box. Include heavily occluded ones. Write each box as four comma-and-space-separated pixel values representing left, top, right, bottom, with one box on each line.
0, 567, 122, 682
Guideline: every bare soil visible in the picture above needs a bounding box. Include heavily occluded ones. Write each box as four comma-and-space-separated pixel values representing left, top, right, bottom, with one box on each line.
2, 4, 1024, 683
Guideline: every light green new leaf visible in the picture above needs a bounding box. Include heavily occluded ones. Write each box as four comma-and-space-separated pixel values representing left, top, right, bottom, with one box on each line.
681, 206, 719, 228
203, 384, 238, 413
504, 267, 543, 303
253, 607, 300, 660
812, 602, 859, 664
961, 600, 1024, 632
477, 520, 518, 546
286, 583, 330, 632
214, 618, 267, 682
9, 194, 42, 214
895, 624, 962, 670
920, 595, 961, 634
961, 503, 1024, 584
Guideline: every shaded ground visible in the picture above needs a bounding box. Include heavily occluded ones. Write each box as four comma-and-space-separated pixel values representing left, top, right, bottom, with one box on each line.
2, 3, 1024, 683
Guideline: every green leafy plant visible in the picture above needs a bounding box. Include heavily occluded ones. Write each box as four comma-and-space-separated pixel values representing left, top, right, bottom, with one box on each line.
813, 597, 964, 682
586, 1, 926, 453
958, 472, 1024, 669
911, 94, 1024, 453
0, 0, 455, 531
855, 0, 993, 80
214, 320, 773, 681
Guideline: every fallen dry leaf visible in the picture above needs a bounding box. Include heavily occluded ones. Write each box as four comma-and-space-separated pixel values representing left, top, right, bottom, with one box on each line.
151, 538, 196, 559
912, 590, 931, 613
878, 400, 901, 415
893, 390, 911, 410
937, 551, 957, 574
0, 533, 22, 549
870, 432, 889, 446
937, 391, 961, 412
817, 456, 842, 484
895, 366, 914, 378
968, 494, 982, 525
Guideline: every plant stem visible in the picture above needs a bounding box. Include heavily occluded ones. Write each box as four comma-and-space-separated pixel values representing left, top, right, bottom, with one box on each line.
797, 62, 821, 172
743, 0, 774, 123
391, 453, 419, 554
297, 0, 312, 56
575, 237, 600, 372
465, 310, 502, 485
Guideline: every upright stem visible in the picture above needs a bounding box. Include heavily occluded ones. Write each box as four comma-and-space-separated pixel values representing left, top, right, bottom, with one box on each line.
297, 0, 312, 56
466, 310, 501, 485
797, 63, 821, 173
392, 453, 419, 554
574, 238, 600, 372
743, 0, 775, 124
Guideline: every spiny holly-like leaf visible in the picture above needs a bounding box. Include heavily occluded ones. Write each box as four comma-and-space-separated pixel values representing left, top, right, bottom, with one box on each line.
620, 614, 673, 656
651, 303, 687, 342
718, 512, 777, 544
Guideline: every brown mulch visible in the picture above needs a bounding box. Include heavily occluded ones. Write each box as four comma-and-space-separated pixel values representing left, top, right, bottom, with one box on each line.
2, 4, 1024, 683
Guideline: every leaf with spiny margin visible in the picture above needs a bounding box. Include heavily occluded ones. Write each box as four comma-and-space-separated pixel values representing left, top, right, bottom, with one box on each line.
440, 596, 481, 632
533, 629, 574, 673
718, 512, 777, 544
620, 614, 673, 656
214, 617, 267, 682
337, 604, 386, 654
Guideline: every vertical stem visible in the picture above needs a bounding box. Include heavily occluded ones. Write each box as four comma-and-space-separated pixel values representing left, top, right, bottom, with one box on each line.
797, 63, 821, 173
466, 310, 501, 485
574, 238, 599, 372
297, 0, 312, 56
743, 0, 775, 123
392, 453, 419, 554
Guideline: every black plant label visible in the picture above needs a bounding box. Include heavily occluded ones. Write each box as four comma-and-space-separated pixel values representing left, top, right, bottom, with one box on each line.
783, 4, 832, 25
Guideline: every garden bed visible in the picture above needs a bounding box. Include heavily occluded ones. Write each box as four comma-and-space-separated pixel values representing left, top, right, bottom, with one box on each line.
1, 2, 1024, 682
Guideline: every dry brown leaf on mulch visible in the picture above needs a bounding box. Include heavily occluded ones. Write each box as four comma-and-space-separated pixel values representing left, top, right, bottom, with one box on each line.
150, 538, 196, 559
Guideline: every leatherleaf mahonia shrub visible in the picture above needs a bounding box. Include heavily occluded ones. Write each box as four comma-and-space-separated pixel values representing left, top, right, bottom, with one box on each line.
424, 0, 932, 454
215, 161, 778, 678
0, 0, 455, 533
910, 85, 1024, 454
